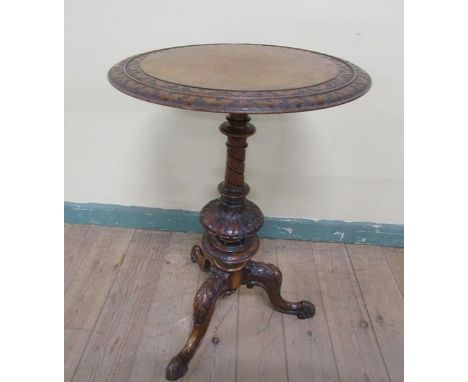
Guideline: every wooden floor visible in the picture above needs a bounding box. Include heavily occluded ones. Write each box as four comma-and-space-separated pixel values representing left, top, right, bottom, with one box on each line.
65, 224, 403, 382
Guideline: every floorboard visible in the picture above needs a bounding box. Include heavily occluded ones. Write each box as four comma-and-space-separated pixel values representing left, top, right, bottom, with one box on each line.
127, 233, 202, 382
65, 226, 134, 330
313, 242, 390, 382
65, 328, 91, 382
65, 225, 404, 382
72, 230, 171, 382
347, 245, 404, 382
277, 239, 340, 382
65, 224, 90, 292
64, 225, 134, 381
382, 247, 404, 296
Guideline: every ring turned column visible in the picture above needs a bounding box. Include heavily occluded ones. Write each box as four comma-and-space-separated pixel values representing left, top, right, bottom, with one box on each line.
200, 113, 264, 272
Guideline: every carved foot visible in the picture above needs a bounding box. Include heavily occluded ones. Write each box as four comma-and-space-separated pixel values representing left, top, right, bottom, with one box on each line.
296, 300, 316, 319
190, 245, 211, 272
242, 260, 315, 319
165, 272, 230, 380
165, 355, 188, 380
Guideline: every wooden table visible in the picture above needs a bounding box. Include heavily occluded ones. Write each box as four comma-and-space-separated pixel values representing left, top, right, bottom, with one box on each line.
108, 43, 371, 380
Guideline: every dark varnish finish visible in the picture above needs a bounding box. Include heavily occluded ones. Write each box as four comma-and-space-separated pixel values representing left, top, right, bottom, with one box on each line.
165, 114, 315, 380
107, 44, 373, 380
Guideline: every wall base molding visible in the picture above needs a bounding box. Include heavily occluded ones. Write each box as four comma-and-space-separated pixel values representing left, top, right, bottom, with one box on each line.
64, 202, 403, 248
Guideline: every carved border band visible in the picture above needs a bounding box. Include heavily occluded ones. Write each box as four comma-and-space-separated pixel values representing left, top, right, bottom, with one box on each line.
108, 44, 371, 114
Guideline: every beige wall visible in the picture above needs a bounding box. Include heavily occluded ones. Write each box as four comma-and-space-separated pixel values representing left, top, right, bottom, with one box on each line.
65, 0, 403, 224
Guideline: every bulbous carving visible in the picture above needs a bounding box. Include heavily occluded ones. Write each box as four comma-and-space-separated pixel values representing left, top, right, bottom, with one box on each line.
200, 198, 264, 240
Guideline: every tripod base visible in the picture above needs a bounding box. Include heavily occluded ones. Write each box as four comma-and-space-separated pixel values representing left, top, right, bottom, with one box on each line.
165, 114, 315, 380
165, 245, 315, 381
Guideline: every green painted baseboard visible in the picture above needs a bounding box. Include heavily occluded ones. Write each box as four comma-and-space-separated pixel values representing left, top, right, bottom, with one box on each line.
64, 202, 403, 248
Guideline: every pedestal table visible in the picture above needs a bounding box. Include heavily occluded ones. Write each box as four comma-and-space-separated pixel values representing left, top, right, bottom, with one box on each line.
108, 43, 371, 380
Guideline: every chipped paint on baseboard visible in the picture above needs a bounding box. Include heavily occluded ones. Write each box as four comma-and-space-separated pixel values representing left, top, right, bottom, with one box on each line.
64, 202, 404, 248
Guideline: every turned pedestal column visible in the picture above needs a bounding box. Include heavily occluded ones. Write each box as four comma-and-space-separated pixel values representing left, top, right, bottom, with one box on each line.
165, 113, 315, 380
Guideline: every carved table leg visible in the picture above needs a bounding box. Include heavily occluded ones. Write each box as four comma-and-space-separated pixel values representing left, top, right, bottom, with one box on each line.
242, 260, 315, 319
166, 271, 231, 380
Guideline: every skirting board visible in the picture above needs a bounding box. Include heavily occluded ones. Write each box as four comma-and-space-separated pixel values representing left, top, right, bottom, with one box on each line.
64, 202, 403, 248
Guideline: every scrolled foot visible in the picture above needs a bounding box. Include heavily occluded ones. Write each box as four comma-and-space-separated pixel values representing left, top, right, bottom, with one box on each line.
296, 300, 316, 319
190, 245, 211, 272
165, 355, 188, 380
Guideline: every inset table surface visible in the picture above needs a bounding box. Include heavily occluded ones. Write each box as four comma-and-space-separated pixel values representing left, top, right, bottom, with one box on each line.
109, 44, 371, 114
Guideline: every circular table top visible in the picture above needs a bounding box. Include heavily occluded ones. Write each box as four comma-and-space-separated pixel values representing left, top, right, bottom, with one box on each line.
108, 44, 371, 114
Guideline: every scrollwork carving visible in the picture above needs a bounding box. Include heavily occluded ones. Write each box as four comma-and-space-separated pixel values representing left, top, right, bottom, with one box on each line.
166, 114, 316, 380
244, 260, 283, 283
190, 245, 211, 272
193, 273, 228, 325
242, 260, 315, 320
166, 272, 229, 380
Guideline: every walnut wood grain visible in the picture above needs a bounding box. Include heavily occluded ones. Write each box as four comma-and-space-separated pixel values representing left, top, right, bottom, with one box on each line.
165, 114, 315, 380
242, 260, 315, 319
200, 114, 263, 271
139, 44, 340, 91
166, 271, 231, 380
106, 45, 372, 380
